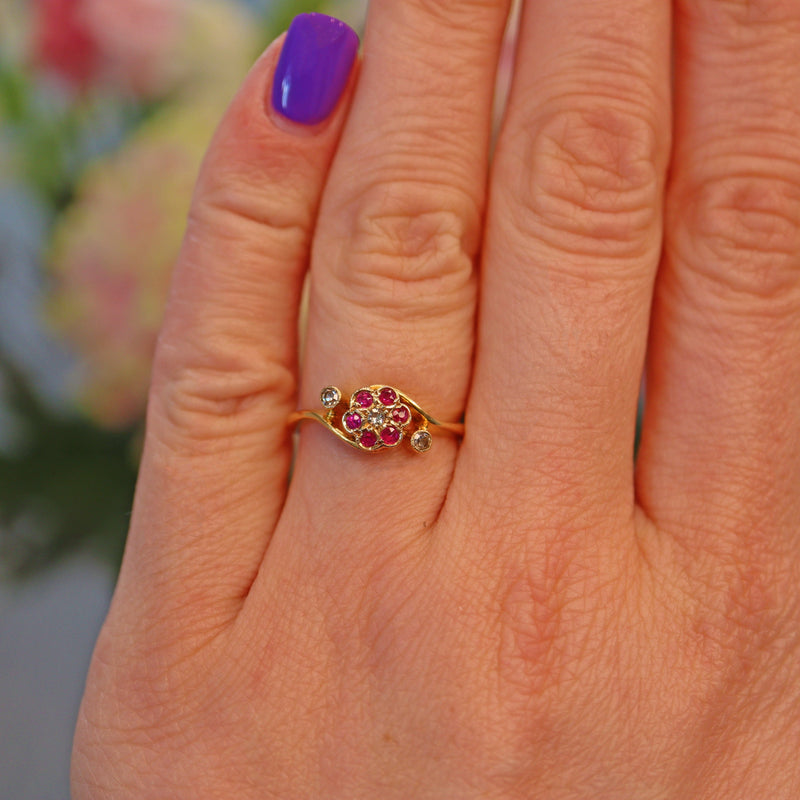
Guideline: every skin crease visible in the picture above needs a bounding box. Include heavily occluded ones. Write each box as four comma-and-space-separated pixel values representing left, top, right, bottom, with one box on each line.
72, 1, 800, 798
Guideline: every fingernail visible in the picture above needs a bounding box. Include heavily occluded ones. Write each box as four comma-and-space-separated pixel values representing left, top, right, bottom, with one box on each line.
271, 13, 359, 126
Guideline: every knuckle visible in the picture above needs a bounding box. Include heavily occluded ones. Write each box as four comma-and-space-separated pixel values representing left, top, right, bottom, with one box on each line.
188, 179, 309, 257
682, 0, 800, 28
684, 553, 790, 676
81, 622, 202, 745
506, 102, 662, 259
495, 567, 568, 699
150, 335, 294, 453
327, 180, 478, 320
492, 541, 620, 700
414, 0, 501, 26
670, 166, 800, 302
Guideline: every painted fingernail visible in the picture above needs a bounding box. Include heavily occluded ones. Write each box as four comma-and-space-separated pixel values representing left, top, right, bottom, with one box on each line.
271, 13, 359, 126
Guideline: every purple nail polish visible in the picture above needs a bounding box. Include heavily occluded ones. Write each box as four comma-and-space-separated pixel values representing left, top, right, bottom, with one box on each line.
271, 13, 359, 126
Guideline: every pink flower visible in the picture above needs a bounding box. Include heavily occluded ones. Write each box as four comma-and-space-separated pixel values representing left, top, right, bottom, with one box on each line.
43, 2, 259, 427
46, 104, 220, 428
33, 0, 99, 87
32, 0, 254, 98
81, 0, 186, 97
32, 0, 180, 93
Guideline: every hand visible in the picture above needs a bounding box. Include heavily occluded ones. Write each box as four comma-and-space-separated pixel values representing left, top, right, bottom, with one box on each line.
72, 2, 800, 797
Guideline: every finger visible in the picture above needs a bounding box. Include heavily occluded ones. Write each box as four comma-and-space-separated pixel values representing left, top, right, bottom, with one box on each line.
119, 18, 359, 626
273, 1, 511, 561
462, 0, 671, 531
637, 0, 800, 547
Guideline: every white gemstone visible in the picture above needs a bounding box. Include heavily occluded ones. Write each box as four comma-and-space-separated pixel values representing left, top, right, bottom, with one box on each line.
410, 430, 432, 453
367, 408, 386, 427
320, 386, 341, 408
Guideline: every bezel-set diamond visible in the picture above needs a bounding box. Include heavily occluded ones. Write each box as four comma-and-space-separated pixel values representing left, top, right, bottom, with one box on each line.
367, 407, 387, 427
410, 430, 433, 453
320, 386, 341, 408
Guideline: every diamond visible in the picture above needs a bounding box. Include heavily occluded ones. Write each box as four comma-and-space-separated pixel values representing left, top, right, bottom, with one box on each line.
378, 387, 397, 406
344, 411, 362, 431
410, 430, 432, 453
381, 426, 401, 446
367, 408, 386, 427
359, 429, 378, 448
354, 390, 373, 408
320, 386, 341, 408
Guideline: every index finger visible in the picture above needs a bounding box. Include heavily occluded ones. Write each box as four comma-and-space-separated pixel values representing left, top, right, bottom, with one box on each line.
119, 19, 358, 631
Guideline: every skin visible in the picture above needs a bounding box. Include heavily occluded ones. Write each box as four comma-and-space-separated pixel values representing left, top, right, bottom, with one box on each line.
72, 0, 800, 797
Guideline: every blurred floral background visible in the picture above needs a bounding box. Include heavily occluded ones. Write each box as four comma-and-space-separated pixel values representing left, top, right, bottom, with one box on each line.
0, 0, 365, 796
0, 0, 367, 579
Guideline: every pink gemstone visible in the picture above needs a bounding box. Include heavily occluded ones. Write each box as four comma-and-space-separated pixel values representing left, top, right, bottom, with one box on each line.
381, 426, 401, 446
391, 405, 410, 425
344, 411, 362, 431
355, 390, 373, 408
360, 429, 378, 448
379, 387, 397, 405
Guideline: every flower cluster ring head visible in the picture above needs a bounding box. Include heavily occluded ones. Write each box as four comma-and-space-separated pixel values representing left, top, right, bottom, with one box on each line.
341, 386, 413, 451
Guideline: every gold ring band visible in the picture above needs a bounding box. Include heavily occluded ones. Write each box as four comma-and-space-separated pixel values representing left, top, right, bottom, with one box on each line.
289, 385, 464, 453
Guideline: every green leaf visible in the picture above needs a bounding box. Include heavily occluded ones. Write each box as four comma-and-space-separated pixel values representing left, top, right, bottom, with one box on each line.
0, 356, 139, 579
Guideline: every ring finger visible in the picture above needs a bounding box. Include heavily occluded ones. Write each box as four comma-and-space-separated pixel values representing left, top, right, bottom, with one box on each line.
274, 0, 512, 563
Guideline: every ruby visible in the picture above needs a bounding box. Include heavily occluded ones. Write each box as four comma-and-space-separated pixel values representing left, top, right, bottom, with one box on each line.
381, 426, 401, 446
354, 390, 373, 408
378, 387, 397, 405
391, 405, 410, 425
360, 429, 378, 448
344, 411, 362, 431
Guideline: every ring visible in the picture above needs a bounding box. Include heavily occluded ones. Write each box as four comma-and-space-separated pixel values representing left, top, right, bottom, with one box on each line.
288, 385, 465, 453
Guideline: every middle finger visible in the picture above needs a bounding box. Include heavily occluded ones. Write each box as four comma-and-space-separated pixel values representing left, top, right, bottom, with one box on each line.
464, 0, 671, 537
281, 1, 511, 558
